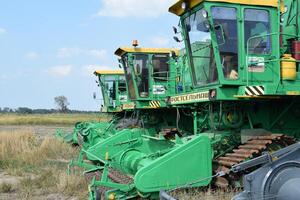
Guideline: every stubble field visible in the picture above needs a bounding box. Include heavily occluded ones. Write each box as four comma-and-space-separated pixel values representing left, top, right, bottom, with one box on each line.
0, 114, 236, 200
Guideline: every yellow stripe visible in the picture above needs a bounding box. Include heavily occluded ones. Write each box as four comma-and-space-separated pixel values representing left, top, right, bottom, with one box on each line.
94, 70, 124, 75
150, 101, 155, 108
169, 0, 278, 16
115, 48, 179, 57
150, 101, 161, 108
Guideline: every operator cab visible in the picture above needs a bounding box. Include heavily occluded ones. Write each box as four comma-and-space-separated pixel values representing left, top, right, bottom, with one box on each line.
170, 0, 279, 95
115, 43, 179, 109
94, 70, 128, 112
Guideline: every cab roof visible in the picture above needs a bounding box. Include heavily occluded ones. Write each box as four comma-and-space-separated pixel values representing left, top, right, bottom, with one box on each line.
169, 0, 279, 16
94, 70, 124, 76
114, 47, 179, 57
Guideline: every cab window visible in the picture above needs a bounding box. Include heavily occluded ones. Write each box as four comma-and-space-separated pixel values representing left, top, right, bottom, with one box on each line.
244, 9, 271, 54
211, 6, 239, 80
118, 76, 127, 93
152, 54, 169, 81
104, 75, 116, 104
184, 9, 218, 86
133, 54, 149, 97
123, 56, 136, 99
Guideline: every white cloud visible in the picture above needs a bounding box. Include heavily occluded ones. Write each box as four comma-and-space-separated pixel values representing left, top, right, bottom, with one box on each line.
151, 36, 170, 47
57, 47, 81, 58
95, 0, 177, 18
57, 47, 107, 59
24, 52, 39, 60
0, 28, 7, 35
86, 49, 107, 59
48, 65, 72, 77
81, 65, 113, 76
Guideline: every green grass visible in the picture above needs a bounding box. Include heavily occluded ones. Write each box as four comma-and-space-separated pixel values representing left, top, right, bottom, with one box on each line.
0, 113, 111, 126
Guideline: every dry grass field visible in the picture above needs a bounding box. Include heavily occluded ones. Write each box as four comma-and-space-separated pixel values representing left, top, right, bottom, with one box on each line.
0, 130, 88, 200
170, 188, 236, 200
0, 115, 236, 200
0, 113, 111, 126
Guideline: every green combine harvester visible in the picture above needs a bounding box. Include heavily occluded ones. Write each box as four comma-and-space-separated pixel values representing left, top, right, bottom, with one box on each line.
60, 0, 300, 199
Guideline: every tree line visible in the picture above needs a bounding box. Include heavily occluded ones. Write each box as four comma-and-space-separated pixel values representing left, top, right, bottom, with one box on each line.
0, 107, 97, 114
0, 96, 98, 114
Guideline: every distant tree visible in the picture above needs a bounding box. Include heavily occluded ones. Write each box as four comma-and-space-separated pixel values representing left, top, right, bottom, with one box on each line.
54, 96, 70, 112
3, 107, 11, 113
17, 107, 33, 114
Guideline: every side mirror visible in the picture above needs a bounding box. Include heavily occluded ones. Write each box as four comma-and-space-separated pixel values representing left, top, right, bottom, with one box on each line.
118, 64, 122, 68
213, 24, 226, 45
170, 51, 177, 59
173, 26, 178, 34
173, 36, 182, 43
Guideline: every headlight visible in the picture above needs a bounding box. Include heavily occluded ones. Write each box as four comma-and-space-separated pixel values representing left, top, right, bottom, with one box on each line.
204, 20, 211, 29
202, 9, 208, 18
209, 89, 217, 100
284, 5, 288, 13
181, 2, 187, 10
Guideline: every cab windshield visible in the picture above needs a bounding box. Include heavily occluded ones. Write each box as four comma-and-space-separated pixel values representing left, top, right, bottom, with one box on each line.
184, 8, 217, 86
104, 75, 116, 105
122, 56, 136, 99
133, 54, 149, 98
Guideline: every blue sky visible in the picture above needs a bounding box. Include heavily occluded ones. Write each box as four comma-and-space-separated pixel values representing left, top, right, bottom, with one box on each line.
0, 0, 180, 111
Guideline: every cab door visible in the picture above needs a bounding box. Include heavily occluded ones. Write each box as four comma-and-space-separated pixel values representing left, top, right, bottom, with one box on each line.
150, 53, 170, 98
241, 7, 278, 84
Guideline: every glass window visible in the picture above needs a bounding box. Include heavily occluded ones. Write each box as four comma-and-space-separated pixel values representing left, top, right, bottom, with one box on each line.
122, 56, 136, 99
211, 7, 239, 80
134, 54, 149, 97
184, 8, 218, 86
244, 9, 271, 54
105, 80, 115, 105
152, 54, 169, 81
118, 76, 127, 93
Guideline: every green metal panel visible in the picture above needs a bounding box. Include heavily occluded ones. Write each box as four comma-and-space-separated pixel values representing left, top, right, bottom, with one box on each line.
135, 135, 212, 192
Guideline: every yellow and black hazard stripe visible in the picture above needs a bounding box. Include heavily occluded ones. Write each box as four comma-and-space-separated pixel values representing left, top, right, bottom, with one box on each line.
245, 86, 265, 96
149, 101, 161, 108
